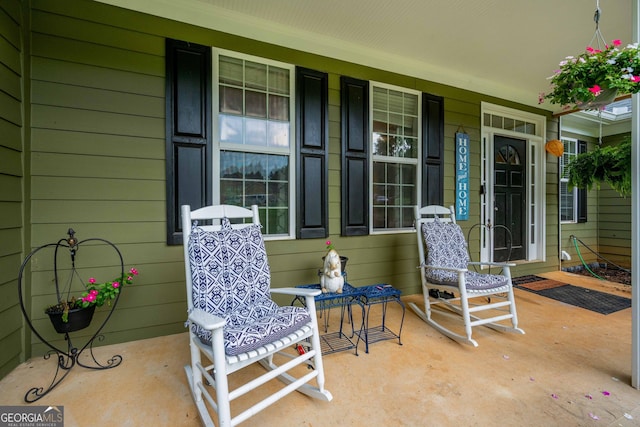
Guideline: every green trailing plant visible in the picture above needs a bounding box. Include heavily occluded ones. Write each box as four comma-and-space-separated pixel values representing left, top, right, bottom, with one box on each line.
564, 139, 631, 197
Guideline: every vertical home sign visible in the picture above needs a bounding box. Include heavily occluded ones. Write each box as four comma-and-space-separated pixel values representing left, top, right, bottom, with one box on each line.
455, 132, 469, 220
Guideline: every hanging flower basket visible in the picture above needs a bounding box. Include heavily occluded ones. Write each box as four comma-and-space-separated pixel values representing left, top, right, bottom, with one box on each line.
46, 304, 96, 334
574, 87, 618, 110
541, 39, 640, 110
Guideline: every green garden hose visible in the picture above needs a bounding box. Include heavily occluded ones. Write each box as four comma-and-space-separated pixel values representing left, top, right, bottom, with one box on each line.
571, 236, 604, 280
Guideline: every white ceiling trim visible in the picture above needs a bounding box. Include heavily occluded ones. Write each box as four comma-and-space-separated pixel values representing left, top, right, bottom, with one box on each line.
94, 0, 535, 107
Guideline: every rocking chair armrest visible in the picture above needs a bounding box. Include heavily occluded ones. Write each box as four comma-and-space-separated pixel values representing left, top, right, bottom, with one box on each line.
419, 264, 468, 273
468, 261, 516, 268
188, 308, 226, 331
270, 287, 322, 298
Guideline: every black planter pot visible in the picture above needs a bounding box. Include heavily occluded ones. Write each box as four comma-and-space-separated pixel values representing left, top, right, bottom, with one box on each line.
321, 255, 349, 273
46, 304, 96, 334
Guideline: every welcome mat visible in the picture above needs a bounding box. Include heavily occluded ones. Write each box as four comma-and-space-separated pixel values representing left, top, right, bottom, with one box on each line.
512, 275, 631, 315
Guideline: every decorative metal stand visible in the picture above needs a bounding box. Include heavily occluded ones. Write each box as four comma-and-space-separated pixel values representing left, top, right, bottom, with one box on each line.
17, 229, 124, 402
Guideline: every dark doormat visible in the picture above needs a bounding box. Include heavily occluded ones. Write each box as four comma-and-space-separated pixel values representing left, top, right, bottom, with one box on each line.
512, 275, 631, 315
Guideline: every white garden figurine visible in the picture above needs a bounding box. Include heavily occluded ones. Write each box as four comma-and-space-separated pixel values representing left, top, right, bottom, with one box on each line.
320, 249, 344, 293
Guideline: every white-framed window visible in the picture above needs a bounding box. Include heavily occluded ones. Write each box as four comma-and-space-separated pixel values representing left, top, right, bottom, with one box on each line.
370, 83, 421, 231
560, 137, 578, 223
213, 50, 295, 238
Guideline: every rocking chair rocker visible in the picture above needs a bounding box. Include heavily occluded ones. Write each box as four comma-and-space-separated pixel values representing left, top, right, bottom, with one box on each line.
181, 204, 332, 427
409, 205, 525, 347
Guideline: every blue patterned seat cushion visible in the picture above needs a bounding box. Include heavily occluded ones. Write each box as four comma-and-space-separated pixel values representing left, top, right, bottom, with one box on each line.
421, 219, 509, 290
188, 220, 311, 356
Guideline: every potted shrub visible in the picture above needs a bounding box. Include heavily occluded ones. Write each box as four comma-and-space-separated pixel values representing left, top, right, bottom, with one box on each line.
541, 39, 640, 110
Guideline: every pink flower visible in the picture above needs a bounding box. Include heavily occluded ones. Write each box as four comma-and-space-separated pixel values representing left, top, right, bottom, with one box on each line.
90, 289, 98, 296
586, 46, 595, 53
89, 278, 96, 284
613, 39, 622, 46
112, 281, 120, 288
589, 85, 602, 95
632, 76, 640, 83
129, 268, 138, 276
84, 293, 96, 302
127, 276, 133, 281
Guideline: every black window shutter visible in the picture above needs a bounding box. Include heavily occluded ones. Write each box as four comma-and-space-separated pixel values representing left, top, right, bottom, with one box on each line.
577, 140, 588, 223
340, 77, 369, 236
421, 93, 445, 206
165, 39, 212, 245
296, 67, 329, 239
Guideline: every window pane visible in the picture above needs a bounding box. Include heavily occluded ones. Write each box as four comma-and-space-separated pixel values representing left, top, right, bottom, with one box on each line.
219, 56, 243, 86
388, 90, 403, 113
245, 61, 267, 90
246, 90, 267, 118
245, 118, 267, 146
220, 151, 243, 178
220, 115, 242, 144
269, 67, 289, 95
220, 86, 243, 114
267, 153, 289, 180
265, 208, 288, 235
245, 153, 267, 179
269, 95, 289, 121
217, 54, 292, 237
373, 133, 388, 156
268, 121, 289, 148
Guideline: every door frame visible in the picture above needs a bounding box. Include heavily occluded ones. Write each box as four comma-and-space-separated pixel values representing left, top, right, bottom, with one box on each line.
480, 103, 546, 263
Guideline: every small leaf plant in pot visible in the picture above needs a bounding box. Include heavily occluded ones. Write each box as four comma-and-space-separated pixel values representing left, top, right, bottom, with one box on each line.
45, 268, 138, 332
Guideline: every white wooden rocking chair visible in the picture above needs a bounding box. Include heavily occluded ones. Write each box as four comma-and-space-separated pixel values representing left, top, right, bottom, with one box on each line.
409, 205, 525, 347
181, 204, 332, 427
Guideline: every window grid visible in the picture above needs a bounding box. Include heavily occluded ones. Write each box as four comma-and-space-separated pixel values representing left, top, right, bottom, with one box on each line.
371, 84, 419, 230
216, 52, 294, 236
560, 138, 578, 222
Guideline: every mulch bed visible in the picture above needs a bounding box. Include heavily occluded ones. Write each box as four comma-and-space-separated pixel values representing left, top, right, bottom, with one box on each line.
570, 266, 631, 286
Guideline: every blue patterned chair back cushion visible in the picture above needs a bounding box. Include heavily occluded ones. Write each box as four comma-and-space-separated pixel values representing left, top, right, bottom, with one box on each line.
188, 219, 311, 355
421, 218, 508, 290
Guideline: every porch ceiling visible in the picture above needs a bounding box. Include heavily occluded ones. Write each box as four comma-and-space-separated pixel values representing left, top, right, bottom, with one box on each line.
97, 0, 632, 113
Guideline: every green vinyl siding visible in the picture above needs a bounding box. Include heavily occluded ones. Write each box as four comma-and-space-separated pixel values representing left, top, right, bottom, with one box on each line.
0, 0, 23, 378
1, 0, 560, 369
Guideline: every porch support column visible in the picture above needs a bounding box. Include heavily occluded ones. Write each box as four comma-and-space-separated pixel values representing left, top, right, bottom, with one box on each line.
632, 0, 640, 390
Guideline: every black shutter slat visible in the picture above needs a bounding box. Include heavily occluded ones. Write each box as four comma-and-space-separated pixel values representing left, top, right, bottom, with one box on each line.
165, 39, 212, 245
577, 140, 588, 223
296, 67, 328, 239
422, 94, 444, 206
341, 77, 369, 236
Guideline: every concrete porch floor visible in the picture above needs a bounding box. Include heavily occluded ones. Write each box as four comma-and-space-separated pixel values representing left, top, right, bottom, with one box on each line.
2, 271, 640, 426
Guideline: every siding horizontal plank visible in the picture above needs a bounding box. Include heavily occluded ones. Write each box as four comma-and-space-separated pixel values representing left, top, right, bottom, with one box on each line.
31, 152, 163, 180
32, 57, 163, 97
31, 33, 163, 77
0, 146, 21, 176
31, 129, 163, 159
31, 176, 164, 201
0, 119, 22, 151
31, 80, 164, 118
31, 105, 164, 139
32, 9, 164, 56
30, 200, 165, 224
0, 176, 21, 201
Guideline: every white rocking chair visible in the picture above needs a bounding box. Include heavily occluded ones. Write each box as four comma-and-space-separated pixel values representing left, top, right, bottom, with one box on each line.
181, 204, 332, 427
409, 205, 524, 347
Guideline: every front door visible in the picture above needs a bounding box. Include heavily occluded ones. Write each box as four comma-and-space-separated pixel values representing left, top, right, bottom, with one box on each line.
493, 136, 526, 261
